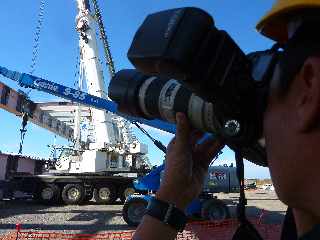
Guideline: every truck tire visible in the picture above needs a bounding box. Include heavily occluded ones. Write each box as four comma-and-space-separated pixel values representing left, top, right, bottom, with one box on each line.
122, 197, 148, 227
93, 184, 117, 204
61, 184, 85, 205
36, 184, 60, 204
201, 198, 230, 221
120, 185, 135, 203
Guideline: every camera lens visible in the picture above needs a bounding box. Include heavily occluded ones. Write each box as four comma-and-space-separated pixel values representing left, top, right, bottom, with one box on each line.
109, 69, 217, 133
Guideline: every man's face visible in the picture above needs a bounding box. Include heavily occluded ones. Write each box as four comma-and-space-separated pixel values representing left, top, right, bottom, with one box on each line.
264, 52, 320, 211
263, 64, 300, 203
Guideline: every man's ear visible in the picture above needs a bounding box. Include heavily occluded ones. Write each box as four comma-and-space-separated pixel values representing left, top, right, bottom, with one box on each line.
296, 56, 320, 132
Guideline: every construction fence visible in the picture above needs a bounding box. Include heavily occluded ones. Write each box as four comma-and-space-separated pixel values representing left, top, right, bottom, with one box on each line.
0, 218, 281, 240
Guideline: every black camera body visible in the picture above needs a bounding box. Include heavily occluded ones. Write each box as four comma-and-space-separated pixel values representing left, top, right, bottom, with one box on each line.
109, 8, 279, 166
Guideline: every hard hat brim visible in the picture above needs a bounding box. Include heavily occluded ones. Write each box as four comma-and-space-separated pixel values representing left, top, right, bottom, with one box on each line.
256, 1, 320, 43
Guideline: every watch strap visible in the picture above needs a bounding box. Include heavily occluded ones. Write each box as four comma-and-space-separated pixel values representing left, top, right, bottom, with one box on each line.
145, 197, 187, 232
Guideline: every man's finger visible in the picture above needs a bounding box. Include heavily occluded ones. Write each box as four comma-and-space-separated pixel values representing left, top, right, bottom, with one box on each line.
190, 130, 204, 147
175, 112, 191, 148
204, 141, 224, 161
196, 136, 223, 153
166, 137, 176, 153
195, 138, 224, 166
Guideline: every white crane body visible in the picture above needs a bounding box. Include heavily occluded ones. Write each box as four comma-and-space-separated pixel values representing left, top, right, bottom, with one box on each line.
0, 0, 156, 205
54, 0, 148, 174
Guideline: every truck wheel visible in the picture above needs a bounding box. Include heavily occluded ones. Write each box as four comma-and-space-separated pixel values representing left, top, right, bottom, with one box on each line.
36, 184, 60, 204
122, 197, 148, 227
61, 184, 85, 205
120, 185, 135, 203
201, 198, 230, 221
93, 185, 117, 204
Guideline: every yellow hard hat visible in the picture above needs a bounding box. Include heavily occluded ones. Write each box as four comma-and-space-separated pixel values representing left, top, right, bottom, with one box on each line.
256, 0, 320, 43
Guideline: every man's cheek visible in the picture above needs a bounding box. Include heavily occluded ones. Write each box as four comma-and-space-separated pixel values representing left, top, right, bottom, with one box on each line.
263, 114, 280, 158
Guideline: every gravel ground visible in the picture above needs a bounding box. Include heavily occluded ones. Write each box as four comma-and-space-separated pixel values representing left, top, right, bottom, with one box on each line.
0, 190, 287, 236
217, 190, 287, 224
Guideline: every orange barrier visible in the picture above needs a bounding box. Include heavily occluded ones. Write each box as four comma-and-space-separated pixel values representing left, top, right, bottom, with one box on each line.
178, 219, 281, 240
0, 219, 281, 240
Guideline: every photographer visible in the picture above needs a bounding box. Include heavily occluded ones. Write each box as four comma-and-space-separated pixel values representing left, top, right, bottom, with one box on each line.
133, 1, 320, 240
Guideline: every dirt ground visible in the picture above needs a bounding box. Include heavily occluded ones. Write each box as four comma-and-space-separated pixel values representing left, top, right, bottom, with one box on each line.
218, 190, 287, 224
0, 190, 287, 235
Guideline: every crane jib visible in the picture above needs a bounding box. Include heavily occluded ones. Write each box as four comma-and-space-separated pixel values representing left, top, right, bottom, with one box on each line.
23, 74, 118, 113
0, 67, 176, 134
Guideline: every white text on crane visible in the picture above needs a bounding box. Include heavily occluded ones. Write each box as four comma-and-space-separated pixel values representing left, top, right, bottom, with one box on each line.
63, 88, 87, 101
34, 79, 59, 92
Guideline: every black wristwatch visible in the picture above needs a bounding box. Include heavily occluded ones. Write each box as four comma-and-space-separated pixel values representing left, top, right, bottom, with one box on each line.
145, 197, 187, 232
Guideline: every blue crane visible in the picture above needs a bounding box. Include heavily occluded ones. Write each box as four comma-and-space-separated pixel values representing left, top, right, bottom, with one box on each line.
0, 66, 176, 135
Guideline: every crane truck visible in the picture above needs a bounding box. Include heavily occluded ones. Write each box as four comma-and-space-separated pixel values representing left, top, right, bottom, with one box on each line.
0, 0, 173, 205
0, 0, 238, 208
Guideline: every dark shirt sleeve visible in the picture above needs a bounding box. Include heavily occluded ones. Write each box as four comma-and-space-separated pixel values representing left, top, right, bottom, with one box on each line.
281, 208, 297, 240
299, 224, 320, 240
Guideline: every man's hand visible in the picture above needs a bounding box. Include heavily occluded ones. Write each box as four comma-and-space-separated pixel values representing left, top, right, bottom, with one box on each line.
156, 112, 224, 210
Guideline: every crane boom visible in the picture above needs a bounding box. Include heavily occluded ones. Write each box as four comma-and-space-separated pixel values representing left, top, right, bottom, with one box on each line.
76, 0, 115, 148
0, 66, 176, 134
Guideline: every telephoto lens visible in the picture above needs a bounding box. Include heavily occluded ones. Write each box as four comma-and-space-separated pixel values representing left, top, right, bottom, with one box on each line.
109, 69, 217, 133
109, 69, 267, 166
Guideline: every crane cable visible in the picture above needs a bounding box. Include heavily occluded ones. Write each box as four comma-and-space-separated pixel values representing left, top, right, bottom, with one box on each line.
132, 122, 167, 154
18, 0, 46, 154
91, 0, 116, 78
30, 0, 46, 75
133, 121, 223, 166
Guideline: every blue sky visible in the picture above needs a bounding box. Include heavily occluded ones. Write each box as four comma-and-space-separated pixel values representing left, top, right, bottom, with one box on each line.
0, 0, 274, 178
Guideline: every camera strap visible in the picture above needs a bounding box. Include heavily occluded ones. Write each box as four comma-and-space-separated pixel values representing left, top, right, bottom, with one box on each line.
235, 151, 246, 222
232, 150, 263, 240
